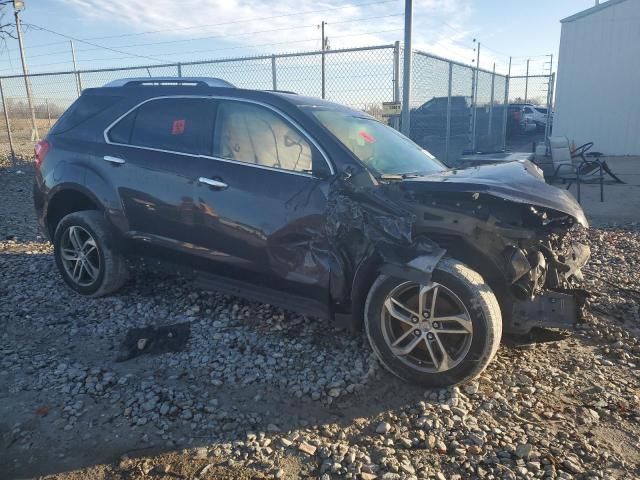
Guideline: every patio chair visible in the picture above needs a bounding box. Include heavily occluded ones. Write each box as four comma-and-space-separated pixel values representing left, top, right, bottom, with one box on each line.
548, 136, 603, 203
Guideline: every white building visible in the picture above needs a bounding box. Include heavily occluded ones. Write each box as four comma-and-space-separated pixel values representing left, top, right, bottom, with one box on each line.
554, 0, 640, 155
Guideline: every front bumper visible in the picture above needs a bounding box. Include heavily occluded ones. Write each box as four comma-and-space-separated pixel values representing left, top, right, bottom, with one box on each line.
507, 241, 590, 334
509, 289, 587, 334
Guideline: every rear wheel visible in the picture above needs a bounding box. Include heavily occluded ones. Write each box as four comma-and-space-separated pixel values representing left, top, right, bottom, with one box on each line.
53, 210, 129, 297
364, 257, 502, 386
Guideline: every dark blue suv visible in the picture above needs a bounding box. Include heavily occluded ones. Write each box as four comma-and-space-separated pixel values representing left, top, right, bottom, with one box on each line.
33, 77, 589, 387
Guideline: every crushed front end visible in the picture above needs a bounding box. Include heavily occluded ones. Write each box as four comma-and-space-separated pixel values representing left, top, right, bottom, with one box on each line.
390, 161, 592, 334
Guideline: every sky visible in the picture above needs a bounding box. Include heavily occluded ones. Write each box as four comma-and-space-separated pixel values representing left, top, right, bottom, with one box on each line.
0, 0, 596, 78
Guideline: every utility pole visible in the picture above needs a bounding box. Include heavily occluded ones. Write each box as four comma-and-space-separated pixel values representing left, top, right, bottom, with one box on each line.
14, 0, 39, 140
70, 40, 82, 96
321, 21, 326, 99
400, 0, 412, 136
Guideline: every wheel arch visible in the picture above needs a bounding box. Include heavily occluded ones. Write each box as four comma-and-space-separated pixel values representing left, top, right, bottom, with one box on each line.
45, 184, 103, 239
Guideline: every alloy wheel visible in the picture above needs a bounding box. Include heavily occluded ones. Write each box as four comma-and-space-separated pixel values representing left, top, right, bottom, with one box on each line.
60, 225, 101, 287
381, 281, 473, 373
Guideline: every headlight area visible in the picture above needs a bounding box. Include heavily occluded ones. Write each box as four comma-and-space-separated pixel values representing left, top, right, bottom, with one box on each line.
502, 240, 591, 334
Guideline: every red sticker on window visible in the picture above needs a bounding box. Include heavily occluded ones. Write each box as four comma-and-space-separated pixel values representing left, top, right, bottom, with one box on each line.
171, 119, 185, 135
359, 131, 375, 143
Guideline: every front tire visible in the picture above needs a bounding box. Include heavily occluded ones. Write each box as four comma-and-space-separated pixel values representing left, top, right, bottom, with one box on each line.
53, 210, 129, 297
364, 257, 502, 387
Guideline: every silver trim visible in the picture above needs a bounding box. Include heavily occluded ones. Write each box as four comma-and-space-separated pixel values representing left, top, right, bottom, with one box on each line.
103, 77, 235, 88
103, 95, 335, 177
198, 177, 228, 189
103, 155, 125, 164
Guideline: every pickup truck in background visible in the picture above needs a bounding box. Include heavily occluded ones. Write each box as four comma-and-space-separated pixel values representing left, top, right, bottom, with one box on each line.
407, 97, 537, 163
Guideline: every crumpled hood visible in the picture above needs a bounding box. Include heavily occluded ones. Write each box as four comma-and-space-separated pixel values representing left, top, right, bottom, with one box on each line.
398, 160, 588, 227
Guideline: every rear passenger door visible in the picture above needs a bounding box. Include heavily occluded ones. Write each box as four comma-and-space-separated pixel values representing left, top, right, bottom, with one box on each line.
100, 96, 215, 252
189, 99, 334, 302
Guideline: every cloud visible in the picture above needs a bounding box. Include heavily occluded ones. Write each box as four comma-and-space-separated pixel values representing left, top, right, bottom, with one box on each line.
62, 0, 490, 67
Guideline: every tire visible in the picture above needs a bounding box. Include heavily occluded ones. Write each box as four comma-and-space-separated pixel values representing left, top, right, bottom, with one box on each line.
53, 210, 129, 297
364, 257, 502, 387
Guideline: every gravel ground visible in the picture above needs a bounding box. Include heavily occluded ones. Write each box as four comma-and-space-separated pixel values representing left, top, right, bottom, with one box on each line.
1, 153, 640, 480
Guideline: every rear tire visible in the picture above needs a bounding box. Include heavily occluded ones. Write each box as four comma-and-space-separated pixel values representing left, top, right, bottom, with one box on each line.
53, 210, 129, 297
364, 257, 502, 387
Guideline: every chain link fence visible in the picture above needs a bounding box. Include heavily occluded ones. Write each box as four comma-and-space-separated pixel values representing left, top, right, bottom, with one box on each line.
0, 43, 553, 166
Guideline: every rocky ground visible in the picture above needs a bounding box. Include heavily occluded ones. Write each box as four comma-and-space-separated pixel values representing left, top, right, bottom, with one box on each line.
1, 153, 639, 479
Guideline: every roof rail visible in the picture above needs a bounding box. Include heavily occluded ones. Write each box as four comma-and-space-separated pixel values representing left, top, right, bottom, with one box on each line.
103, 77, 235, 88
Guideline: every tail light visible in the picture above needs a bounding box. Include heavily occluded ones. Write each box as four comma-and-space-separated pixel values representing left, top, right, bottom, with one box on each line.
513, 111, 522, 121
34, 139, 49, 169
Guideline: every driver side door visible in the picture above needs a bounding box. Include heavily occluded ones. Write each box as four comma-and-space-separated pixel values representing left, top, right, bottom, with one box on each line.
189, 99, 334, 303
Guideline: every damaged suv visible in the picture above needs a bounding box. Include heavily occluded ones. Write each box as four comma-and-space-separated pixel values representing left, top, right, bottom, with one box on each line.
33, 78, 590, 386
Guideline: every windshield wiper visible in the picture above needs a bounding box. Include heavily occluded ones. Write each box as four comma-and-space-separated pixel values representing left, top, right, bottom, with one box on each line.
379, 172, 424, 181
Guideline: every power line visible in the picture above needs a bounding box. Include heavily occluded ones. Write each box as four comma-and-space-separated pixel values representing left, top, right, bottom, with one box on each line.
2, 0, 400, 53
10, 12, 406, 62
0, 27, 404, 74
22, 23, 166, 64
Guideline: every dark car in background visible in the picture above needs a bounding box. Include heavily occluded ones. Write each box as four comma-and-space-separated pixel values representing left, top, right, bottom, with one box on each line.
33, 78, 589, 387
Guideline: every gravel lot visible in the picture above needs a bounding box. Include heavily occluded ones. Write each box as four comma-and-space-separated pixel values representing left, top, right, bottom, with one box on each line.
1, 153, 639, 480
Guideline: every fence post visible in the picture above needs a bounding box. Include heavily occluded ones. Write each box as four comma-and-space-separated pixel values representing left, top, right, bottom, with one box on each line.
46, 98, 52, 129
471, 42, 480, 151
0, 78, 16, 168
524, 58, 530, 104
445, 62, 453, 164
487, 63, 495, 142
271, 55, 277, 91
392, 41, 400, 131
177, 63, 182, 77
400, 0, 414, 137
76, 72, 83, 95
502, 57, 512, 151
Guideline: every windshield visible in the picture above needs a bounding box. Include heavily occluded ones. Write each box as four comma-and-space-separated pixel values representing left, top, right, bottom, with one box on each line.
304, 107, 446, 176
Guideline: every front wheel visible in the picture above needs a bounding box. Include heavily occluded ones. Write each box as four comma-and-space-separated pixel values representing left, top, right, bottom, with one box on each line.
364, 257, 502, 387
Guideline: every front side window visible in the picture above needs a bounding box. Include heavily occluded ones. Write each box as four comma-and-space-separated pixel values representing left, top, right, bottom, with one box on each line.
108, 97, 214, 155
305, 107, 446, 176
213, 101, 313, 173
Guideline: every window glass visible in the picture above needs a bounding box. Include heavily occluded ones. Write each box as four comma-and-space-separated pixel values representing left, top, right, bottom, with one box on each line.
109, 98, 214, 155
213, 101, 312, 173
305, 107, 445, 176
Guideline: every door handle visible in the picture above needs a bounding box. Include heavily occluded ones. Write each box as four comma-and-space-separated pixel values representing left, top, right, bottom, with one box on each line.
198, 177, 228, 189
104, 155, 126, 165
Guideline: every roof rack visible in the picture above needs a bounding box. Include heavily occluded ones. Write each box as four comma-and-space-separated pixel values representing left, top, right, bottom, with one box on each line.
103, 77, 235, 88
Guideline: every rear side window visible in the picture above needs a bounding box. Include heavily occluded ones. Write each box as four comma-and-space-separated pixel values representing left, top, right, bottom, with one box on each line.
108, 97, 214, 155
50, 94, 123, 135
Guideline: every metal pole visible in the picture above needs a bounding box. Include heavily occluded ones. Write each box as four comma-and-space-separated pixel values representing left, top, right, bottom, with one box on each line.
0, 78, 16, 168
488, 62, 495, 141
471, 42, 480, 151
271, 55, 277, 91
524, 58, 530, 103
45, 98, 51, 129
321, 21, 326, 99
544, 55, 553, 140
545, 72, 555, 141
15, 8, 39, 141
70, 40, 81, 97
177, 63, 182, 77
445, 62, 453, 164
400, 0, 413, 136
502, 56, 512, 151
392, 41, 400, 130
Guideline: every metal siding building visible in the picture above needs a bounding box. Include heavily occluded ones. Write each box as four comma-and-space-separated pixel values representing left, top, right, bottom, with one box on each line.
554, 0, 640, 155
